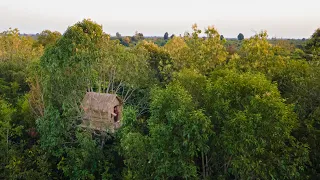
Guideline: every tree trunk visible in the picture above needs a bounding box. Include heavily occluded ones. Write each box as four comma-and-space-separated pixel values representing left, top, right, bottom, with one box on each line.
202, 152, 205, 179
6, 129, 9, 164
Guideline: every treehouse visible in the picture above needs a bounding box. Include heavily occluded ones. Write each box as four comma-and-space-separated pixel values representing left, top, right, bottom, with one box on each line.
80, 92, 123, 132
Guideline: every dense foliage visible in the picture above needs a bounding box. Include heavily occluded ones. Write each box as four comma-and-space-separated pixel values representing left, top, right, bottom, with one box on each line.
1, 19, 319, 179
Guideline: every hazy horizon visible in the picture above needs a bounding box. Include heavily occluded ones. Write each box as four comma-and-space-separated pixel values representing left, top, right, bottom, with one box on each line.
1, 0, 319, 38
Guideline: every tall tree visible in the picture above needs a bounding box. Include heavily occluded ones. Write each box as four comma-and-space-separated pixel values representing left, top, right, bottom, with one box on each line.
205, 69, 308, 179
131, 31, 144, 42
238, 33, 244, 40
229, 30, 320, 178
116, 32, 121, 39
37, 30, 61, 47
38, 19, 113, 179
121, 36, 131, 46
231, 31, 284, 77
121, 84, 211, 179
164, 32, 169, 40
305, 28, 320, 59
164, 24, 227, 74
137, 41, 173, 83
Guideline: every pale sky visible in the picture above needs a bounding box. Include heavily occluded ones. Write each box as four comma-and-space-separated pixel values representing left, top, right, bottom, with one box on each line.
0, 0, 319, 38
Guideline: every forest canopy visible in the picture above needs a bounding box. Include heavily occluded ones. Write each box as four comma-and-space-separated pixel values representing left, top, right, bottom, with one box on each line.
1, 19, 320, 179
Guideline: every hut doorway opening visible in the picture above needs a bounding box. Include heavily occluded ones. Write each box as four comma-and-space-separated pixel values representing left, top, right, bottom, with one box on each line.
113, 106, 119, 123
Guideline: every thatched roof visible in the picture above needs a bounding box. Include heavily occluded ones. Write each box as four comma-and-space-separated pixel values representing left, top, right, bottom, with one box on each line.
81, 92, 123, 132
82, 92, 122, 112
